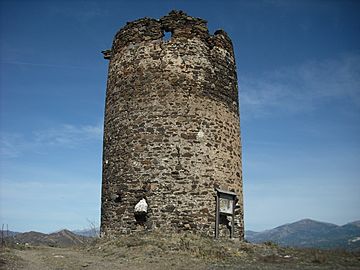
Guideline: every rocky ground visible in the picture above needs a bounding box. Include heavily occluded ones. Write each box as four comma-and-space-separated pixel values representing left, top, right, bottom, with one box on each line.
1, 231, 360, 269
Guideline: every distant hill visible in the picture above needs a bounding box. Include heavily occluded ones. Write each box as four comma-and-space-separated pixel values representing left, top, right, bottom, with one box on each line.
4, 219, 360, 251
0, 230, 19, 238
72, 228, 100, 237
5, 229, 89, 247
245, 219, 360, 251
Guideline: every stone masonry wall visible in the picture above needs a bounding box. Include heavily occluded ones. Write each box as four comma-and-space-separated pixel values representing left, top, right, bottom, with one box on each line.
101, 10, 243, 239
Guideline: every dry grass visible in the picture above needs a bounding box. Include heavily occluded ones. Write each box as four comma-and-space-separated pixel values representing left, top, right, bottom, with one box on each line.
1, 231, 360, 270
312, 250, 327, 264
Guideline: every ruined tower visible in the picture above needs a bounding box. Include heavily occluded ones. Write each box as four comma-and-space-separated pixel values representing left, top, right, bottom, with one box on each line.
101, 11, 243, 239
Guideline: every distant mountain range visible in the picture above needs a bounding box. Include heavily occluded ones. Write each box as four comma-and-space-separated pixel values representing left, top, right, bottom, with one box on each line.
3, 219, 359, 251
72, 228, 100, 237
3, 229, 89, 247
0, 230, 19, 238
245, 219, 360, 251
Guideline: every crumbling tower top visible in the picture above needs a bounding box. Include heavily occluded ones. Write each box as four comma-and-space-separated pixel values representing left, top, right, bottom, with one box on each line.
104, 10, 235, 60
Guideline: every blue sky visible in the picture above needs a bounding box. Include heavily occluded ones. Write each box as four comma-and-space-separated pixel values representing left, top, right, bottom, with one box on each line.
0, 0, 359, 233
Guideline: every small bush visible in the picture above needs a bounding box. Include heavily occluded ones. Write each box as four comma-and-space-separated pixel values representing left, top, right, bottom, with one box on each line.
239, 244, 255, 254
312, 251, 326, 264
263, 241, 279, 248
261, 254, 279, 263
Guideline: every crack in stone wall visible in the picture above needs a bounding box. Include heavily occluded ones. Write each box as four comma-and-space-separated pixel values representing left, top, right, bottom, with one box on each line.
101, 10, 243, 239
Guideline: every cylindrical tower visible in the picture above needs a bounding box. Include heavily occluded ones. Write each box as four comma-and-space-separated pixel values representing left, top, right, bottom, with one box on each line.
101, 10, 243, 239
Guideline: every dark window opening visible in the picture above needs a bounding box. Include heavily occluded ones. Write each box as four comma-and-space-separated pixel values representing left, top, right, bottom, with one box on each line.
114, 194, 122, 203
134, 212, 147, 225
220, 214, 232, 232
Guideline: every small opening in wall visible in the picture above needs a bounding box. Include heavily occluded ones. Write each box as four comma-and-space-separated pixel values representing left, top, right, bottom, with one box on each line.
163, 31, 172, 41
114, 194, 122, 203
134, 212, 147, 225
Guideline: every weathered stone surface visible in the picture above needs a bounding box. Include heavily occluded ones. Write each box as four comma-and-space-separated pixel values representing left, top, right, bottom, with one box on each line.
101, 10, 243, 239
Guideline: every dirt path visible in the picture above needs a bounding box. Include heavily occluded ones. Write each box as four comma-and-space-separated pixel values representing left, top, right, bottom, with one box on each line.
4, 247, 142, 270
13, 248, 55, 270
1, 246, 208, 270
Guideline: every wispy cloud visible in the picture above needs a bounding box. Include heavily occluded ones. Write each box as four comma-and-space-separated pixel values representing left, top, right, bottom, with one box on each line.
0, 134, 23, 158
33, 124, 102, 146
0, 123, 103, 158
0, 61, 98, 70
49, 1, 108, 24
239, 53, 360, 118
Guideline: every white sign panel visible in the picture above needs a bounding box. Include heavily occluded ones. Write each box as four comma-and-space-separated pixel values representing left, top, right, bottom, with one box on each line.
219, 197, 233, 215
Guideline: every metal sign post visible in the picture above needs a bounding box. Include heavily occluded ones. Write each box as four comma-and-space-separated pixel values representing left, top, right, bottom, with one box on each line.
215, 188, 237, 239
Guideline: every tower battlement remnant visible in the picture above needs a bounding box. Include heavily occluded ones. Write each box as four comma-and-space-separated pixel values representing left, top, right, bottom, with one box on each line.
101, 10, 243, 239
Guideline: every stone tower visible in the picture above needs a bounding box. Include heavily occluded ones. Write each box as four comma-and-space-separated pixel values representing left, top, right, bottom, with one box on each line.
101, 11, 243, 239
